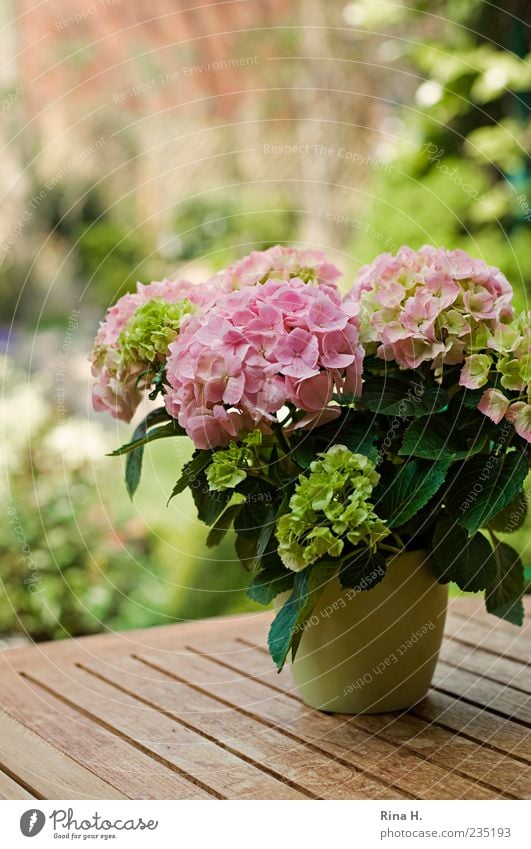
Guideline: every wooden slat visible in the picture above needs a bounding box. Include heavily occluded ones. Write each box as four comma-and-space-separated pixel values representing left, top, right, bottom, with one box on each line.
433, 661, 531, 725
1, 598, 526, 672
440, 639, 531, 693
0, 670, 210, 800
187, 639, 529, 798
235, 636, 531, 762
0, 613, 270, 672
346, 710, 531, 799
445, 613, 531, 666
447, 598, 531, 633
24, 661, 303, 800
0, 711, 125, 799
413, 691, 531, 763
200, 638, 300, 696
0, 598, 528, 800
80, 655, 399, 800
0, 770, 35, 800
138, 647, 497, 799
237, 634, 531, 724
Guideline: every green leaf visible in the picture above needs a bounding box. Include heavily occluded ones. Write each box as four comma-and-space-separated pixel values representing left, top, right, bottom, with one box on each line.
362, 377, 448, 418
247, 556, 295, 605
268, 560, 338, 671
431, 515, 495, 592
233, 482, 276, 571
331, 423, 380, 465
109, 412, 182, 457
291, 441, 316, 470
205, 502, 243, 548
339, 546, 387, 591
459, 388, 488, 410
485, 541, 524, 626
487, 492, 528, 533
292, 414, 380, 468
235, 532, 258, 570
168, 451, 212, 503
448, 451, 528, 536
399, 415, 489, 461
107, 407, 174, 498
125, 447, 143, 500
374, 459, 451, 528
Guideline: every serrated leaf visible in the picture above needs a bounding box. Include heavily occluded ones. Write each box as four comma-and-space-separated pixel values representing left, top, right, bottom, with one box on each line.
168, 451, 212, 503
431, 514, 495, 592
205, 502, 243, 548
247, 556, 295, 605
310, 412, 380, 464
362, 377, 448, 418
233, 484, 276, 571
339, 546, 387, 590
374, 459, 451, 528
399, 416, 489, 460
333, 424, 380, 464
268, 560, 338, 671
485, 541, 524, 626
235, 532, 258, 570
459, 388, 489, 410
487, 492, 528, 533
448, 451, 528, 536
291, 441, 315, 470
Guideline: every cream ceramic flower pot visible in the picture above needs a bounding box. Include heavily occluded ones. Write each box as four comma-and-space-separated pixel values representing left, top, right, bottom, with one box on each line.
287, 549, 448, 714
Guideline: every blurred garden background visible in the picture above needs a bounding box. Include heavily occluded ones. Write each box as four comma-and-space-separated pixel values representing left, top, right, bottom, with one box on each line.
1, 0, 530, 643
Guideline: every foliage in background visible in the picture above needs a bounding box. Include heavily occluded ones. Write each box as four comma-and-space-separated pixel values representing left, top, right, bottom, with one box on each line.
169, 195, 299, 268
0, 358, 255, 641
347, 0, 531, 309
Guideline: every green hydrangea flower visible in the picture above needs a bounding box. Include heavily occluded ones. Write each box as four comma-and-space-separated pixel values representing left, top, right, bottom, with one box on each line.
119, 298, 195, 367
467, 323, 493, 354
276, 445, 389, 572
497, 357, 526, 392
206, 430, 264, 491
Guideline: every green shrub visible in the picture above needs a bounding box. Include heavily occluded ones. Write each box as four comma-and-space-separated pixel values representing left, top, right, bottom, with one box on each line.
171, 196, 298, 267
0, 358, 256, 641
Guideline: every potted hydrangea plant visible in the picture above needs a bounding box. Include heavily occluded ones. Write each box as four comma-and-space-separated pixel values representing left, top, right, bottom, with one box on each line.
90, 245, 530, 714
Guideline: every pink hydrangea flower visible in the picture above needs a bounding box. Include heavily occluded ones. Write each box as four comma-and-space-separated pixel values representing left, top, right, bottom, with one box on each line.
90, 278, 218, 422
475, 311, 531, 438
347, 245, 514, 373
478, 389, 511, 425
459, 354, 493, 390
209, 245, 342, 303
165, 277, 363, 448
506, 402, 531, 442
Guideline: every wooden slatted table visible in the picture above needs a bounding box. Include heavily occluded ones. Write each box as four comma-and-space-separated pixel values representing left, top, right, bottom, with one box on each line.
0, 598, 529, 800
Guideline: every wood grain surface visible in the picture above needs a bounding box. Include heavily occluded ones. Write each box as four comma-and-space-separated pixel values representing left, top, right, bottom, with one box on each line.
0, 599, 528, 800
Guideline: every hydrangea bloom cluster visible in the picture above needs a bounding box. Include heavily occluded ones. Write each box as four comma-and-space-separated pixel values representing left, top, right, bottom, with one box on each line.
275, 446, 389, 572
119, 298, 195, 367
164, 276, 364, 448
473, 311, 531, 441
349, 245, 514, 371
91, 278, 217, 421
90, 247, 342, 424
206, 430, 265, 491
210, 244, 341, 298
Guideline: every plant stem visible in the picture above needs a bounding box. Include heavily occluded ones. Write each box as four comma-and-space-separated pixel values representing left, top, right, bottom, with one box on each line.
273, 423, 291, 455
391, 531, 405, 550
379, 543, 403, 555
